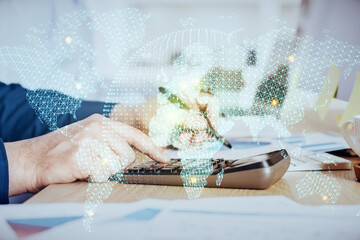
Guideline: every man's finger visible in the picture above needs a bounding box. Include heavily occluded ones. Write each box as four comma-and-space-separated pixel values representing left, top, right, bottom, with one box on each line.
197, 93, 220, 129
173, 90, 199, 111
77, 139, 121, 182
207, 101, 220, 129
196, 92, 213, 109
109, 120, 170, 163
105, 137, 136, 171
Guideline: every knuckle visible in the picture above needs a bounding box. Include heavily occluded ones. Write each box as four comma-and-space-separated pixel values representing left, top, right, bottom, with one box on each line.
72, 142, 81, 153
87, 119, 103, 130
74, 130, 91, 141
89, 113, 104, 121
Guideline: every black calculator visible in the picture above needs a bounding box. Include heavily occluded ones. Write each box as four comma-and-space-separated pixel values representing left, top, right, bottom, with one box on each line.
109, 149, 290, 189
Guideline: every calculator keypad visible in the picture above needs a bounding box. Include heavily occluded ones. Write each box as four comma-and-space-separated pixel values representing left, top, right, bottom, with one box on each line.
124, 158, 233, 175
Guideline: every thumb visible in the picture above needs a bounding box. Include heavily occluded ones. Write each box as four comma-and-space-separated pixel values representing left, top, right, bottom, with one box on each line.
196, 93, 220, 129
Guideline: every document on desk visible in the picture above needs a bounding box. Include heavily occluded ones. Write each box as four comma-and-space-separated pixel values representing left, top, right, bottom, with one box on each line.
276, 132, 352, 171
218, 132, 351, 171
166, 132, 351, 171
0, 196, 359, 240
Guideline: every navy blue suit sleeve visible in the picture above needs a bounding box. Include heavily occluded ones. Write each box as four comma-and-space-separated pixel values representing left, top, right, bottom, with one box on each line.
0, 82, 114, 203
0, 138, 9, 204
0, 82, 112, 141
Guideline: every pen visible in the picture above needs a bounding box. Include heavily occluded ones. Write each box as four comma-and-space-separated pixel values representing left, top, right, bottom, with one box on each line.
159, 86, 232, 149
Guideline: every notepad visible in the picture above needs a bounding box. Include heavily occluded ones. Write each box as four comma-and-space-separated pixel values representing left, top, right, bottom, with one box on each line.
1, 197, 360, 239
166, 133, 351, 171
274, 132, 351, 171
215, 133, 351, 171
316, 64, 340, 121
338, 72, 360, 126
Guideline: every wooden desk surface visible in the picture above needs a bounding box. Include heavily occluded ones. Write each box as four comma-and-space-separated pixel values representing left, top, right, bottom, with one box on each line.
25, 98, 360, 205
26, 159, 360, 205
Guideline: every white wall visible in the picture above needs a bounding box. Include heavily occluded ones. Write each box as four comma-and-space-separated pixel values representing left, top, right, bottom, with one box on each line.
0, 0, 301, 101
297, 0, 360, 101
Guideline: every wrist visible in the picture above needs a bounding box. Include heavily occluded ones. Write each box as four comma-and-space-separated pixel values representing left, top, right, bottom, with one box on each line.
5, 140, 38, 196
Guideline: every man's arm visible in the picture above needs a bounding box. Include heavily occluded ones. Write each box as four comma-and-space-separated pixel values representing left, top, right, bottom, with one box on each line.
0, 82, 110, 142
0, 139, 9, 204
0, 82, 112, 204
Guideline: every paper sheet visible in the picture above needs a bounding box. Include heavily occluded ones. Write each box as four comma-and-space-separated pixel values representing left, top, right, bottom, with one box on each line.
316, 64, 340, 121
338, 72, 360, 126
0, 196, 359, 240
165, 139, 278, 160
276, 132, 349, 153
166, 133, 350, 171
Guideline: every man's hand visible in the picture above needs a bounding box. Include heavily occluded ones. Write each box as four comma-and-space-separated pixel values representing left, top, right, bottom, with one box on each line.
173, 92, 220, 147
148, 91, 221, 149
5, 114, 170, 196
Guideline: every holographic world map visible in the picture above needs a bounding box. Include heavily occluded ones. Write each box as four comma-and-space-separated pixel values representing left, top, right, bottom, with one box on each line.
0, 8, 359, 231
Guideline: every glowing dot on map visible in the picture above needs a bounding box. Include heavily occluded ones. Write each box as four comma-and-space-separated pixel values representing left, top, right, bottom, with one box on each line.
75, 82, 82, 90
87, 210, 94, 217
288, 55, 294, 62
192, 79, 200, 87
271, 99, 279, 106
65, 36, 72, 44
168, 113, 177, 124
190, 177, 197, 184
180, 81, 188, 89
102, 158, 108, 165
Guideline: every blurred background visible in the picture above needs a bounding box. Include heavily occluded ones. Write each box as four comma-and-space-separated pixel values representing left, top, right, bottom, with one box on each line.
1, 0, 359, 204
0, 0, 359, 102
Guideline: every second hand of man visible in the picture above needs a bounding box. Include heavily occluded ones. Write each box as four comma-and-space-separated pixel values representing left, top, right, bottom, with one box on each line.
159, 86, 232, 149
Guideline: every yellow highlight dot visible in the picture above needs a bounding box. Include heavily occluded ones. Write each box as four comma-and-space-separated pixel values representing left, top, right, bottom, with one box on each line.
180, 81, 188, 89
75, 83, 82, 90
288, 55, 295, 62
322, 195, 328, 201
102, 158, 108, 165
87, 210, 94, 217
271, 99, 278, 106
192, 79, 200, 87
65, 36, 72, 44
190, 177, 197, 184
168, 113, 178, 124
337, 115, 342, 124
